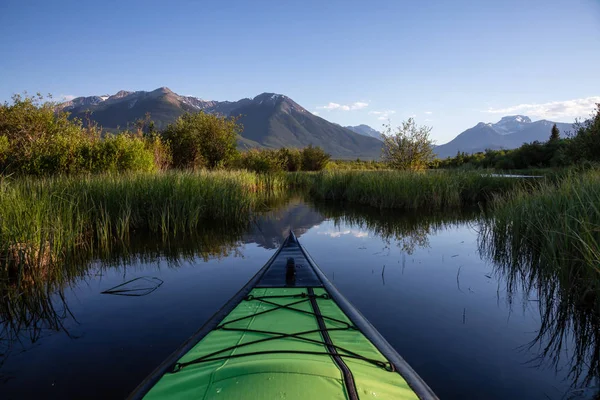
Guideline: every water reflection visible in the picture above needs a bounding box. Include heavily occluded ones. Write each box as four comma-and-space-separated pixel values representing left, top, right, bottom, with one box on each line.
1, 198, 599, 398
245, 197, 325, 249
480, 218, 600, 397
312, 201, 475, 254
0, 198, 324, 376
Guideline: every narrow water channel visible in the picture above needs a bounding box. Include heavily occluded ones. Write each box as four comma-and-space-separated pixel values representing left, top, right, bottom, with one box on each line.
1, 199, 597, 399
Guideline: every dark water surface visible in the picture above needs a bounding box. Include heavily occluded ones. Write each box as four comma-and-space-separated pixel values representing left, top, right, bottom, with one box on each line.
1, 199, 598, 399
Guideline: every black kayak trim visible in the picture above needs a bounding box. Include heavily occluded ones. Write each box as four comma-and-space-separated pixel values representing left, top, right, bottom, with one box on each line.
296, 232, 439, 400
308, 286, 359, 400
127, 234, 291, 400
127, 231, 438, 400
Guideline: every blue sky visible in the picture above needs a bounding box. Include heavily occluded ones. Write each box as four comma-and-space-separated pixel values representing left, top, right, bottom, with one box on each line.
1, 0, 599, 144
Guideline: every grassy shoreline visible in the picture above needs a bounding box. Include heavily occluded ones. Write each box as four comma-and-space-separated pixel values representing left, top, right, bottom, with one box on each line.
0, 171, 288, 274
2, 168, 599, 387
479, 170, 600, 386
288, 170, 535, 210
0, 168, 593, 276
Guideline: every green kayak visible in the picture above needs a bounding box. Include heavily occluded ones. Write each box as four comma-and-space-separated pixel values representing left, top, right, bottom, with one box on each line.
129, 232, 437, 399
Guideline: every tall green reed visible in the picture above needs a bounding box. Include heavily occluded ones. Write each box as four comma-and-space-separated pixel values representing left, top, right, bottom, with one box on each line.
289, 170, 530, 210
0, 170, 287, 275
480, 170, 600, 388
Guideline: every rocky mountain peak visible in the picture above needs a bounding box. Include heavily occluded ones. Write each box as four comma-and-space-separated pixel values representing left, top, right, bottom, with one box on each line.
492, 115, 532, 135
497, 115, 531, 124
111, 90, 133, 99
152, 87, 174, 95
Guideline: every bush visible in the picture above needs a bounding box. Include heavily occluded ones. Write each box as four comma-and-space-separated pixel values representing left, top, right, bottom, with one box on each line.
0, 94, 86, 175
0, 95, 163, 175
238, 149, 285, 173
277, 148, 302, 172
301, 145, 330, 171
144, 133, 172, 171
162, 112, 241, 169
0, 135, 8, 167
237, 147, 324, 173
78, 134, 156, 173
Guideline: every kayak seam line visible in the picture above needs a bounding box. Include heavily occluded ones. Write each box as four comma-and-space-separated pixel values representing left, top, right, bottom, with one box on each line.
204, 287, 264, 400
308, 287, 359, 400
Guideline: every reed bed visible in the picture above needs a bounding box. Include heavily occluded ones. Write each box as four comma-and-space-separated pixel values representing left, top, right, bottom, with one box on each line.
479, 170, 600, 387
0, 170, 287, 275
289, 170, 530, 210
0, 169, 543, 277
482, 170, 600, 283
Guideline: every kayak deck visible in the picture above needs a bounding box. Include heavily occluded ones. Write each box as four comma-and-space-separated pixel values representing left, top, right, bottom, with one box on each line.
144, 287, 418, 399
131, 233, 435, 399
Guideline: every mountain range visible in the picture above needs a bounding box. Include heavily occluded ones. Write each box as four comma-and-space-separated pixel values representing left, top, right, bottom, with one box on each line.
434, 115, 572, 158
59, 87, 574, 160
59, 87, 382, 159
345, 125, 383, 141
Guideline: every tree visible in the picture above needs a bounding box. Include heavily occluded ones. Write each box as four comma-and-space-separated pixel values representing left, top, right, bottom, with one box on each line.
277, 148, 302, 171
381, 118, 435, 170
301, 145, 330, 171
162, 112, 241, 169
549, 123, 560, 142
568, 103, 600, 162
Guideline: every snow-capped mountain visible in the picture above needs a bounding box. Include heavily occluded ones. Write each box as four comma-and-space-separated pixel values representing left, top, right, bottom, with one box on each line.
490, 115, 532, 135
434, 116, 572, 158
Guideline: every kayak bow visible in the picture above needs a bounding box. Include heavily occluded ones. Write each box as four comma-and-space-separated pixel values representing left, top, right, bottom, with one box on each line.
129, 231, 437, 399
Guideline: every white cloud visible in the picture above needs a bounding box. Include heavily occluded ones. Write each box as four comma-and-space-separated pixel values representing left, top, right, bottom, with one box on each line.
351, 101, 369, 110
317, 229, 369, 238
322, 102, 345, 110
60, 94, 76, 101
483, 96, 600, 120
424, 111, 433, 115
369, 110, 396, 120
318, 101, 369, 111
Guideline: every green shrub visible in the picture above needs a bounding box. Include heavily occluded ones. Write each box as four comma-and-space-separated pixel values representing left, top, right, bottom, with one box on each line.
78, 134, 156, 173
0, 95, 167, 175
0, 94, 86, 175
301, 145, 330, 171
0, 135, 11, 169
277, 148, 302, 171
162, 112, 241, 169
238, 149, 284, 173
145, 133, 172, 171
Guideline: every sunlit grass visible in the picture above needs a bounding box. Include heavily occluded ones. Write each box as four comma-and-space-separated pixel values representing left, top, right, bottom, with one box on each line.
288, 170, 531, 210
0, 171, 287, 273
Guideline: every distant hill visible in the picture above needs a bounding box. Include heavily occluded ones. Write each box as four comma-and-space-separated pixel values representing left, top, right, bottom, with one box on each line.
345, 124, 383, 141
59, 88, 382, 159
435, 115, 572, 158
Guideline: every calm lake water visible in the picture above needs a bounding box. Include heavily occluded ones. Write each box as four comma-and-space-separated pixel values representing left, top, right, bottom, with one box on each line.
1, 198, 598, 399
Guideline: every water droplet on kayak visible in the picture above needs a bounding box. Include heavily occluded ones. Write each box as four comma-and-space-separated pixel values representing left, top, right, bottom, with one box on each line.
215, 387, 222, 394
